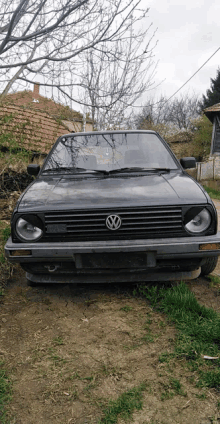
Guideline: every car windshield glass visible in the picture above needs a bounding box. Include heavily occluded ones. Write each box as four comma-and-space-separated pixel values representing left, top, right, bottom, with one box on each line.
42, 133, 178, 173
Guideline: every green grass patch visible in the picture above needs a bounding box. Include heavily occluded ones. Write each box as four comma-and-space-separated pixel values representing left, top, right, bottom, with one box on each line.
203, 185, 220, 200
47, 347, 67, 366
0, 362, 11, 423
197, 369, 220, 390
52, 336, 64, 346
137, 282, 220, 390
99, 383, 146, 423
1, 226, 11, 243
120, 305, 133, 312
208, 275, 220, 287
161, 377, 187, 400
0, 222, 12, 282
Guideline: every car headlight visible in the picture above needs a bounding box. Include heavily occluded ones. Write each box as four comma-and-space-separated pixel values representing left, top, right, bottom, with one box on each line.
185, 208, 211, 234
16, 217, 43, 242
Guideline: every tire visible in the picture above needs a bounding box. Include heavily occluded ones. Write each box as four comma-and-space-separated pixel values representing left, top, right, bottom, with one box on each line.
201, 257, 218, 276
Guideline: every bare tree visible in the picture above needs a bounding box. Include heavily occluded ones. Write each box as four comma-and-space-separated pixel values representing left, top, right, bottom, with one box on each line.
76, 24, 157, 129
0, 0, 155, 107
135, 93, 201, 135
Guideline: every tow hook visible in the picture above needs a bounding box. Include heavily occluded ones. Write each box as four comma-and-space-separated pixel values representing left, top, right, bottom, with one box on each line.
44, 264, 60, 273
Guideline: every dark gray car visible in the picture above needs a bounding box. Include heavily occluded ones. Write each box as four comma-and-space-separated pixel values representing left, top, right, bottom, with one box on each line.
4, 130, 220, 284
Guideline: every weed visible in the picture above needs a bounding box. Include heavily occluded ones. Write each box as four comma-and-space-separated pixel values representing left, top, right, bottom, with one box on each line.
203, 185, 220, 201
137, 282, 220, 390
196, 391, 207, 400
68, 372, 80, 380
138, 284, 160, 307
161, 377, 186, 401
99, 382, 146, 424
48, 348, 67, 366
53, 336, 64, 345
197, 369, 220, 390
159, 352, 173, 363
83, 381, 96, 392
1, 226, 11, 243
139, 282, 220, 356
141, 334, 154, 343
0, 223, 14, 284
159, 320, 166, 328
0, 362, 11, 423
209, 275, 220, 288
170, 377, 186, 395
101, 365, 119, 377
120, 305, 133, 312
0, 253, 5, 264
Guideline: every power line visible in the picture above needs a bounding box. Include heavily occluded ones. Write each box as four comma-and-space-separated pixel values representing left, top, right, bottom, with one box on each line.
164, 47, 220, 104
133, 46, 220, 111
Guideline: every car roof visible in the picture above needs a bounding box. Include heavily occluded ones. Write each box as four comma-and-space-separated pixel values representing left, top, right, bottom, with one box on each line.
59, 130, 158, 138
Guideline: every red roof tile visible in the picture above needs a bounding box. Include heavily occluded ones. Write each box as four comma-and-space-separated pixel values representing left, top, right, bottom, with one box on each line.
0, 105, 70, 153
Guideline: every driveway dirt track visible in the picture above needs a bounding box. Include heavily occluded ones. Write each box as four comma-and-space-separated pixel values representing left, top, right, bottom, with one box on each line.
1, 200, 220, 423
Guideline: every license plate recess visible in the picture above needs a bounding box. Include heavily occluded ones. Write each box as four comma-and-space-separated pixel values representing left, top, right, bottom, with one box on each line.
74, 252, 156, 269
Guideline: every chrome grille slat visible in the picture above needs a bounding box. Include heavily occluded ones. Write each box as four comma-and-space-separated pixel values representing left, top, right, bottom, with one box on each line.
44, 206, 184, 240
45, 215, 181, 225
45, 209, 182, 219
67, 222, 182, 230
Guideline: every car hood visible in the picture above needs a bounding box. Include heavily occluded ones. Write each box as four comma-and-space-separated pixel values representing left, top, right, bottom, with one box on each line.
17, 172, 208, 212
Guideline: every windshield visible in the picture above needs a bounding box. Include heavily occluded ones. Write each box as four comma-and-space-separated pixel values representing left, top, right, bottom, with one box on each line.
42, 133, 178, 173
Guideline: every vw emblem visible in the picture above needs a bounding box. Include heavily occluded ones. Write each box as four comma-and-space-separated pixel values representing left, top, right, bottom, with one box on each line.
106, 214, 122, 230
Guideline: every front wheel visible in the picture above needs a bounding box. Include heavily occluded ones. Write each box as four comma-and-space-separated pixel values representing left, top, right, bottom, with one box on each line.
201, 257, 218, 276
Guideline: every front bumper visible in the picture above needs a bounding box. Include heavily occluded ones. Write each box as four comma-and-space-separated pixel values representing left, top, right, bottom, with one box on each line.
5, 234, 220, 261
4, 234, 220, 283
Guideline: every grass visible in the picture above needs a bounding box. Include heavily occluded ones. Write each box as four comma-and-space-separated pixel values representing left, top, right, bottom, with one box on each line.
209, 274, 220, 288
0, 222, 11, 263
160, 377, 187, 401
0, 221, 13, 286
99, 382, 146, 424
120, 305, 133, 312
203, 185, 220, 200
137, 282, 220, 390
0, 362, 11, 423
52, 336, 64, 346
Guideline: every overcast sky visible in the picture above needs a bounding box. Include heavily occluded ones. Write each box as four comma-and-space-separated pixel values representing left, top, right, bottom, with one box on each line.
143, 0, 220, 102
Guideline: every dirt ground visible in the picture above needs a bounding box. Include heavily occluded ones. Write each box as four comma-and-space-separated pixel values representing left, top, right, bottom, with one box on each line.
1, 270, 220, 424
1, 201, 220, 424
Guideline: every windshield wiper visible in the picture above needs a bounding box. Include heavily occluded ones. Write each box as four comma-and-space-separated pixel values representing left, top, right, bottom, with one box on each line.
42, 167, 108, 174
42, 166, 170, 175
107, 167, 171, 174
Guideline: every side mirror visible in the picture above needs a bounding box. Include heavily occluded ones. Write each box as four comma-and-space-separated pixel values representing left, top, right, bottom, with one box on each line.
27, 164, 40, 176
180, 157, 196, 169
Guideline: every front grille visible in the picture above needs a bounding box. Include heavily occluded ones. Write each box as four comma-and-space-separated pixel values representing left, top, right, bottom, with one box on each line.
43, 206, 185, 241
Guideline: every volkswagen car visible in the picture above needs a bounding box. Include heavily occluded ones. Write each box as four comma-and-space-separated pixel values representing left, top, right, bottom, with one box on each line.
4, 130, 220, 284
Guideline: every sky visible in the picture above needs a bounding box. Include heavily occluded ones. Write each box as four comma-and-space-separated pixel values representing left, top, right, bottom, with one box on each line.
142, 0, 220, 103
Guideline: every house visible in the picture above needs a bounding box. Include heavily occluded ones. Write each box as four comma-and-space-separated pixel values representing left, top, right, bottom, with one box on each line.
193, 103, 220, 182
0, 84, 93, 154
204, 103, 220, 155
